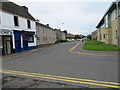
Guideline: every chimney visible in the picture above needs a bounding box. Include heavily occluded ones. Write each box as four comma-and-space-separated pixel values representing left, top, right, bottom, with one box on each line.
21, 6, 28, 12
36, 19, 40, 23
46, 24, 49, 27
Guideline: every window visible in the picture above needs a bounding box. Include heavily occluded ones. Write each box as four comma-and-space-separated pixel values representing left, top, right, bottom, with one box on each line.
28, 34, 34, 42
116, 30, 118, 39
103, 34, 106, 39
27, 20, 31, 28
14, 16, 19, 26
105, 14, 111, 28
100, 33, 102, 40
43, 28, 45, 33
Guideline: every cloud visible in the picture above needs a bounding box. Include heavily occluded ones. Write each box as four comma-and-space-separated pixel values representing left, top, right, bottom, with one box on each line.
9, 1, 113, 35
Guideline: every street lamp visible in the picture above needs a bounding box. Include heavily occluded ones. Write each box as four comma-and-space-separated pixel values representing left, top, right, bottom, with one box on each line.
57, 22, 64, 30
116, 0, 120, 48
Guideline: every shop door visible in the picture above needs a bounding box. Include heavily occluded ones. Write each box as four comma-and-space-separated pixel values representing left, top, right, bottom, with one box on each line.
22, 34, 28, 50
3, 36, 12, 55
6, 40, 11, 54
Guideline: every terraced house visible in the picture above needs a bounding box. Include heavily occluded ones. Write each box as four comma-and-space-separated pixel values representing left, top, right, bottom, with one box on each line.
96, 1, 120, 45
36, 22, 57, 46
0, 1, 37, 55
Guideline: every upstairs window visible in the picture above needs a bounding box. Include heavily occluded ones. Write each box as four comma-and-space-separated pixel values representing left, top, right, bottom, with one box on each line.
14, 16, 19, 26
105, 14, 111, 28
103, 34, 106, 39
27, 20, 31, 28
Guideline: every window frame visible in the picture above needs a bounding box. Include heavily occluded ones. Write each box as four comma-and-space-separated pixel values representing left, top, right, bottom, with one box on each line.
14, 16, 19, 26
28, 34, 34, 43
27, 20, 31, 29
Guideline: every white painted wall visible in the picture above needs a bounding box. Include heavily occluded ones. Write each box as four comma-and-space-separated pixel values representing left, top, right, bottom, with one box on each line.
0, 10, 37, 48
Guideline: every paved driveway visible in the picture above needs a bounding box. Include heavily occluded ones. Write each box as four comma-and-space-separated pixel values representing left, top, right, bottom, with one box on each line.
2, 42, 119, 88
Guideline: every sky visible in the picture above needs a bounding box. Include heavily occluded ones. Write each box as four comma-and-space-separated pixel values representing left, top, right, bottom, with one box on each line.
10, 0, 116, 35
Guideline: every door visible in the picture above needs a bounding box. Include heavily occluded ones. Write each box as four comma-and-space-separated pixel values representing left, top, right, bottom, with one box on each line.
14, 31, 21, 52
2, 36, 12, 55
22, 34, 28, 50
6, 40, 11, 54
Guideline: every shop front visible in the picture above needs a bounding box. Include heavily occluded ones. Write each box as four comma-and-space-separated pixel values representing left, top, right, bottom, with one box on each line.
14, 30, 36, 53
0, 29, 13, 55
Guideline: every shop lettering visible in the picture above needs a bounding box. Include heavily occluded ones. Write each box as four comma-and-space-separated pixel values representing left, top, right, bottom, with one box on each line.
0, 29, 12, 35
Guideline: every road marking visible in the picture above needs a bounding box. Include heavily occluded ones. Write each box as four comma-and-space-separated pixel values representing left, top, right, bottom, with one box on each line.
69, 42, 119, 56
1, 69, 120, 88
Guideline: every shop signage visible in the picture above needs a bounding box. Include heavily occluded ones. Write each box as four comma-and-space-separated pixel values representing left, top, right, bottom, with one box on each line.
0, 29, 13, 35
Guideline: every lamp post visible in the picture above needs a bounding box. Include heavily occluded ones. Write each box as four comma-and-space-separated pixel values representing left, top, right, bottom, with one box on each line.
116, 0, 120, 48
57, 22, 64, 30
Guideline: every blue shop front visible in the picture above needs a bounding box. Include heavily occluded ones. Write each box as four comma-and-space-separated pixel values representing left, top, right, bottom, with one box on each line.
13, 30, 37, 53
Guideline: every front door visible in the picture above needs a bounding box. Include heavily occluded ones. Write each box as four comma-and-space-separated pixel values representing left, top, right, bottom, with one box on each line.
14, 31, 21, 52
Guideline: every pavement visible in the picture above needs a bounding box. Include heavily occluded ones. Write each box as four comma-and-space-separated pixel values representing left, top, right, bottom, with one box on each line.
1, 41, 119, 88
2, 74, 83, 88
69, 42, 119, 56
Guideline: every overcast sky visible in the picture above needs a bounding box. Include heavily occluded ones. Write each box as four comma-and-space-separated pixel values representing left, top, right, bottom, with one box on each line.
10, 0, 116, 35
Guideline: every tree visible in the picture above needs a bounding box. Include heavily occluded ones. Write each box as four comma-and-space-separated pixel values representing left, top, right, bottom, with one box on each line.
87, 34, 92, 40
63, 30, 67, 35
74, 35, 80, 39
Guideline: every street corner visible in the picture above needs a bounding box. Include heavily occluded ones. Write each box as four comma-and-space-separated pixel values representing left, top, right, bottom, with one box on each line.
69, 42, 119, 56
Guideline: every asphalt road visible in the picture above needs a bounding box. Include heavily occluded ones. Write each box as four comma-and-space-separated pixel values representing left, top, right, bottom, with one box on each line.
2, 42, 119, 88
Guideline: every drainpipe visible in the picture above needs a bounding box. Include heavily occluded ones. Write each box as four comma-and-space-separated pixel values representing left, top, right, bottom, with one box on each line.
116, 0, 120, 48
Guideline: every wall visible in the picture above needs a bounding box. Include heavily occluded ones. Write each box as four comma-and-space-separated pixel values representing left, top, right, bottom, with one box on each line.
36, 24, 56, 45
1, 10, 36, 49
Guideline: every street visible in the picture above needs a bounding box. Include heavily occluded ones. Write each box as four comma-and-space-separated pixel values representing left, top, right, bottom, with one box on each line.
2, 42, 119, 88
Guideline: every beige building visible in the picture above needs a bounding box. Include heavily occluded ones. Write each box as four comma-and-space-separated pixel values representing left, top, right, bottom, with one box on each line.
36, 22, 57, 46
96, 1, 120, 45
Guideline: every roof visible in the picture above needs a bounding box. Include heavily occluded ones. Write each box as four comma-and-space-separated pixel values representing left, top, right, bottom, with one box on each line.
96, 1, 120, 28
0, 1, 35, 21
36, 22, 54, 30
66, 33, 75, 38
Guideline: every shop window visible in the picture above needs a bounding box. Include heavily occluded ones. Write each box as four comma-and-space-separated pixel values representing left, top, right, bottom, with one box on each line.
27, 20, 31, 28
14, 16, 19, 26
28, 34, 34, 43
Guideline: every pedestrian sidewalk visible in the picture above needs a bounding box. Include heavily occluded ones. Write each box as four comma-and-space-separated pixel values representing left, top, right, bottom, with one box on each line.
2, 44, 57, 61
73, 42, 119, 56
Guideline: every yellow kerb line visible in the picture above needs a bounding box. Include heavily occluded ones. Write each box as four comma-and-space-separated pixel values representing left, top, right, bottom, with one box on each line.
69, 42, 119, 56
0, 69, 120, 87
0, 70, 119, 88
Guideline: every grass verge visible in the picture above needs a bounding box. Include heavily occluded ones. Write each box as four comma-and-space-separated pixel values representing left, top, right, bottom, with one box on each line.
83, 40, 120, 51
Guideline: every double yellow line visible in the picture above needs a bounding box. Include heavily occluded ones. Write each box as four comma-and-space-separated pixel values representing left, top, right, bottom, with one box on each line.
0, 69, 120, 88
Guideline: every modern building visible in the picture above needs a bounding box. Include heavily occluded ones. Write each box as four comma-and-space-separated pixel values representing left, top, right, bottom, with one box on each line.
36, 22, 57, 46
0, 1, 37, 55
96, 1, 120, 45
